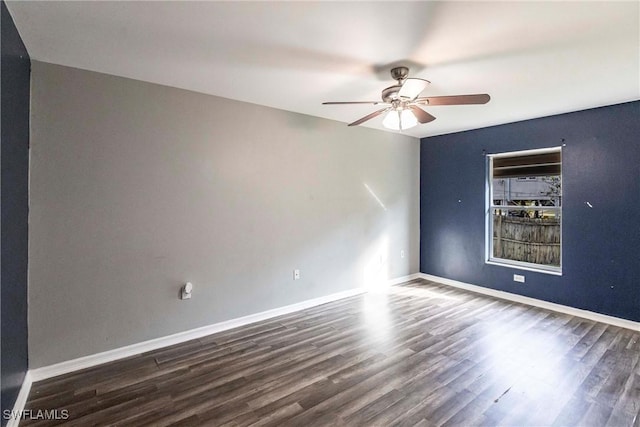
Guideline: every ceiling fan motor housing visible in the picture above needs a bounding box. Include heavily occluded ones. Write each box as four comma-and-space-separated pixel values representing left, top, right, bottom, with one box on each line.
382, 67, 413, 102
382, 85, 403, 103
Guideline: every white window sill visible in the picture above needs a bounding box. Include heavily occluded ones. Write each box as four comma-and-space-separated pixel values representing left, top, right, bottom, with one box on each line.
486, 259, 563, 276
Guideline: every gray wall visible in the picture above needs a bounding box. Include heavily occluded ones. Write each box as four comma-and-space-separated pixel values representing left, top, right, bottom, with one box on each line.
29, 62, 420, 368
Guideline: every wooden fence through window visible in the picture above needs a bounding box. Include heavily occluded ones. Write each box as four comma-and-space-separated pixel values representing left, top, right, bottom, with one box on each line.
493, 215, 560, 266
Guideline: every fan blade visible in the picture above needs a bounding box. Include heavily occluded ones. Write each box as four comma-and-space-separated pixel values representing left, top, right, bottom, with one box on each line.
409, 106, 436, 124
348, 107, 391, 127
415, 94, 490, 106
322, 101, 386, 105
398, 78, 429, 100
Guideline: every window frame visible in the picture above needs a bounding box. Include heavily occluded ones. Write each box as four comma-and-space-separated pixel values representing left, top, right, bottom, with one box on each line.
485, 147, 563, 276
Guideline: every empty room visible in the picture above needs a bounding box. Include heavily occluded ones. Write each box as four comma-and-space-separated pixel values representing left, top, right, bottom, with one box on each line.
2, 1, 639, 426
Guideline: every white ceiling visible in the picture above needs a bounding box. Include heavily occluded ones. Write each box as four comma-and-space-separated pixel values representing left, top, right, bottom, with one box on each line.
7, 1, 640, 138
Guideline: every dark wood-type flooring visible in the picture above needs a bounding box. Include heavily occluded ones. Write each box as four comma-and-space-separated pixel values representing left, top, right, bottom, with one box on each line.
24, 279, 640, 426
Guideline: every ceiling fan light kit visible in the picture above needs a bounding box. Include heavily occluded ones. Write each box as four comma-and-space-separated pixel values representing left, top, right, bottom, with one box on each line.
323, 66, 491, 131
383, 109, 418, 131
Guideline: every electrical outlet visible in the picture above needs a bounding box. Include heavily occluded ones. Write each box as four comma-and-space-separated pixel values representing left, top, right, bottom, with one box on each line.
181, 282, 193, 300
293, 269, 300, 280
400, 250, 405, 259
513, 274, 525, 283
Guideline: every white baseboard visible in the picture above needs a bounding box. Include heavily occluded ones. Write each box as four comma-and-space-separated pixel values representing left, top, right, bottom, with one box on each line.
419, 273, 640, 332
25, 271, 638, 386
29, 274, 419, 382
5, 371, 32, 427
20, 270, 636, 412
388, 273, 423, 286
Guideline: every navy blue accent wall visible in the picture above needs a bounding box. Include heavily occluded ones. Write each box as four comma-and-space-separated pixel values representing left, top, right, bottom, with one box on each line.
1, 1, 30, 421
420, 101, 640, 322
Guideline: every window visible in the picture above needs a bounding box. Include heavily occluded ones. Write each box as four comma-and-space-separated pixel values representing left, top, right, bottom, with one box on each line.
487, 147, 562, 274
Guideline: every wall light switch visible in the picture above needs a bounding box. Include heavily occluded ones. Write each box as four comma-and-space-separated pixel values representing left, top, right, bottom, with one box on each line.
294, 269, 300, 280
400, 250, 405, 259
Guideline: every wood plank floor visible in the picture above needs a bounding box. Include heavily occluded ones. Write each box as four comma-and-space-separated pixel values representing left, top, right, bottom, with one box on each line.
23, 279, 640, 426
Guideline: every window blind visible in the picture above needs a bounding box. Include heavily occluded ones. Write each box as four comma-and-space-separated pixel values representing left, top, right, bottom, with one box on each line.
493, 152, 561, 178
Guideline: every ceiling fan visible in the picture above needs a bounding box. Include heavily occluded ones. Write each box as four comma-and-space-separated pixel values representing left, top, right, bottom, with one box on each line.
323, 66, 490, 131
